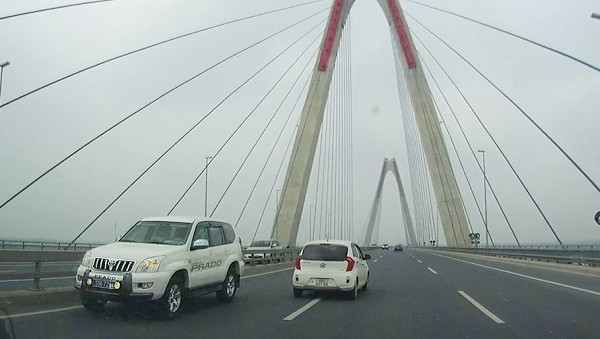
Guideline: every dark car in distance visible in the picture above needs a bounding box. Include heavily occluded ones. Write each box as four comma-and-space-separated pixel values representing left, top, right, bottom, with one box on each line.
393, 244, 403, 252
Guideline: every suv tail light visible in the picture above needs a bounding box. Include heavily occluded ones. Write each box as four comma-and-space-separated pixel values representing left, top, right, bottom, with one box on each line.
345, 257, 355, 271
295, 256, 302, 270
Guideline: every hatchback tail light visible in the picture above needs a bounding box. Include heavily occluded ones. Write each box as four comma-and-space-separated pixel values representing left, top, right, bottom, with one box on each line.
345, 257, 355, 271
295, 256, 302, 270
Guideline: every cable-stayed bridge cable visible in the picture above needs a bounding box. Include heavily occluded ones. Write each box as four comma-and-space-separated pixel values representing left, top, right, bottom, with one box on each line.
209, 41, 321, 216
0, 1, 328, 110
66, 18, 327, 247
411, 29, 560, 245
166, 19, 326, 215
405, 12, 600, 196
0, 0, 118, 21
0, 9, 328, 213
405, 1, 600, 73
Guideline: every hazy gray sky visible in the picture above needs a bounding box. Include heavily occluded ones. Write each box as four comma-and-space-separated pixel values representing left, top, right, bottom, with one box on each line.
0, 0, 598, 246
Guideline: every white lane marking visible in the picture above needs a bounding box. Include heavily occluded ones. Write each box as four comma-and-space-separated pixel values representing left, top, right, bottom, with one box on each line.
0, 306, 82, 320
427, 267, 438, 275
457, 291, 505, 324
283, 298, 322, 321
427, 252, 600, 297
242, 267, 294, 280
373, 259, 378, 263
0, 276, 73, 283
417, 260, 422, 264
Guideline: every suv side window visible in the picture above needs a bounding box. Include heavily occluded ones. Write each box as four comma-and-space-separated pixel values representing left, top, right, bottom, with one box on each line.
192, 222, 210, 242
208, 226, 225, 247
221, 223, 235, 244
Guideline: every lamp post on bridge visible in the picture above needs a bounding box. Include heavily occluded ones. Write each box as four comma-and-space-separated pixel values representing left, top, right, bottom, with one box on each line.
477, 150, 488, 248
205, 156, 213, 217
592, 13, 600, 20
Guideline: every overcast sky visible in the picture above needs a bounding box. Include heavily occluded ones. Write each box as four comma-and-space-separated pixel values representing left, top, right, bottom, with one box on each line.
0, 0, 598, 246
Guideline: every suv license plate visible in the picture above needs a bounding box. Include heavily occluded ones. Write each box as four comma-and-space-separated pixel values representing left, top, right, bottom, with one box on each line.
315, 279, 328, 287
92, 279, 114, 290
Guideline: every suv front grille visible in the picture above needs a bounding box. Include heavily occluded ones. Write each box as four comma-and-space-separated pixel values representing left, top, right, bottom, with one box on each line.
93, 258, 135, 272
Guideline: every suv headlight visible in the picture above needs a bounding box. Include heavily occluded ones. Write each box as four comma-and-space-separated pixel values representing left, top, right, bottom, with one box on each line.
136, 256, 166, 273
81, 251, 92, 268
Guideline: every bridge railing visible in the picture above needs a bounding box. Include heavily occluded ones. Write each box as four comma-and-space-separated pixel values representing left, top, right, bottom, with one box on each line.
427, 246, 600, 266
0, 239, 104, 251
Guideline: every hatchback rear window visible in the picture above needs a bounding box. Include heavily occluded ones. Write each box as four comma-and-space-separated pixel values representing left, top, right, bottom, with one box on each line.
302, 244, 348, 261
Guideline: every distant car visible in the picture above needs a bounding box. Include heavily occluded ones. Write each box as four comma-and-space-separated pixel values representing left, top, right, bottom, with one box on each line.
292, 240, 370, 300
381, 244, 389, 250
244, 240, 283, 263
393, 244, 403, 252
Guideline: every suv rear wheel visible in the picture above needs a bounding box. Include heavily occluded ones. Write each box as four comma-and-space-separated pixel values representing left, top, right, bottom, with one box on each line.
216, 268, 237, 303
293, 288, 303, 298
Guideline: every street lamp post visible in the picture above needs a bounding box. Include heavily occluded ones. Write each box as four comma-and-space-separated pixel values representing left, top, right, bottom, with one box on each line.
477, 150, 488, 248
205, 156, 213, 217
0, 61, 9, 104
592, 13, 600, 20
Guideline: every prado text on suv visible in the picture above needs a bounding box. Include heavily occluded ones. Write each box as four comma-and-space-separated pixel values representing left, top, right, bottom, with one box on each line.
74, 216, 244, 318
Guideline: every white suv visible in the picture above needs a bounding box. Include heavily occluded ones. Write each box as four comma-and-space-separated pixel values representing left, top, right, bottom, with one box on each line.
292, 240, 370, 300
74, 216, 244, 317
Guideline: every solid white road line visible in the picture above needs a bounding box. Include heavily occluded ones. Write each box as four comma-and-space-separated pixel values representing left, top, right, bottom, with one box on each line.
457, 291, 504, 324
242, 267, 294, 280
417, 260, 422, 264
283, 298, 322, 321
427, 267, 438, 275
0, 306, 82, 320
428, 252, 600, 297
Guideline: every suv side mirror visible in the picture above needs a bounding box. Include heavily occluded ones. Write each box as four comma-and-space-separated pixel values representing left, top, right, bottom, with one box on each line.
363, 254, 371, 260
192, 239, 209, 250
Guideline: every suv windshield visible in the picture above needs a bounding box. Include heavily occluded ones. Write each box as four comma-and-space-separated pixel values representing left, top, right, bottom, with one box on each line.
250, 241, 272, 247
120, 221, 192, 245
302, 244, 348, 261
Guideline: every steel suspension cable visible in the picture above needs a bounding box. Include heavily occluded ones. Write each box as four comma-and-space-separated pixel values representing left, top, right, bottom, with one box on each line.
66, 19, 326, 247
0, 10, 328, 212
405, 1, 600, 73
0, 2, 328, 109
405, 13, 600, 196
209, 42, 321, 216
0, 0, 118, 21
167, 20, 326, 215
411, 29, 559, 244
234, 72, 313, 229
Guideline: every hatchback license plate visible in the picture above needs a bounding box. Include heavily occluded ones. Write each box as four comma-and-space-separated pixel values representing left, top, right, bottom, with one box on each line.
92, 279, 113, 290
315, 278, 328, 287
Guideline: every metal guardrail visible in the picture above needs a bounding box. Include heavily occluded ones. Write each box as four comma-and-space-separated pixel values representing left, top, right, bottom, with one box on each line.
0, 239, 104, 251
428, 246, 600, 267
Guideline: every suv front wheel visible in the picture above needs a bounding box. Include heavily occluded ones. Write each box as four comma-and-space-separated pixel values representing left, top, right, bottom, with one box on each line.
81, 293, 107, 311
156, 276, 184, 319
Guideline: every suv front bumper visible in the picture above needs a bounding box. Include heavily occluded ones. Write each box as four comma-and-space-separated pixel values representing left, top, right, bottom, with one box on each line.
75, 266, 171, 302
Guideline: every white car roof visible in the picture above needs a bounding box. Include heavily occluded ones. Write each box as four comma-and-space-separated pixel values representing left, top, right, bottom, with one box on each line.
140, 216, 222, 224
303, 239, 354, 247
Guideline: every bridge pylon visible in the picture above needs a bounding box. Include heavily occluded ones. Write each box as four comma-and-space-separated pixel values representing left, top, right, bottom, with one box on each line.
272, 0, 471, 247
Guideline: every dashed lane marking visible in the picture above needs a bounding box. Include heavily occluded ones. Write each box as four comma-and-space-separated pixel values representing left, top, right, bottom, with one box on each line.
457, 291, 505, 324
283, 298, 322, 321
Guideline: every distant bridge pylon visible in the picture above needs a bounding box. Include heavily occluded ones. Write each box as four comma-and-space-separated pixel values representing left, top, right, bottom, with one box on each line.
362, 158, 416, 247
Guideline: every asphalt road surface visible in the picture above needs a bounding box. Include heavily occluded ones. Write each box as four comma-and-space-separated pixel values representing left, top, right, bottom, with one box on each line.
1, 249, 599, 338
